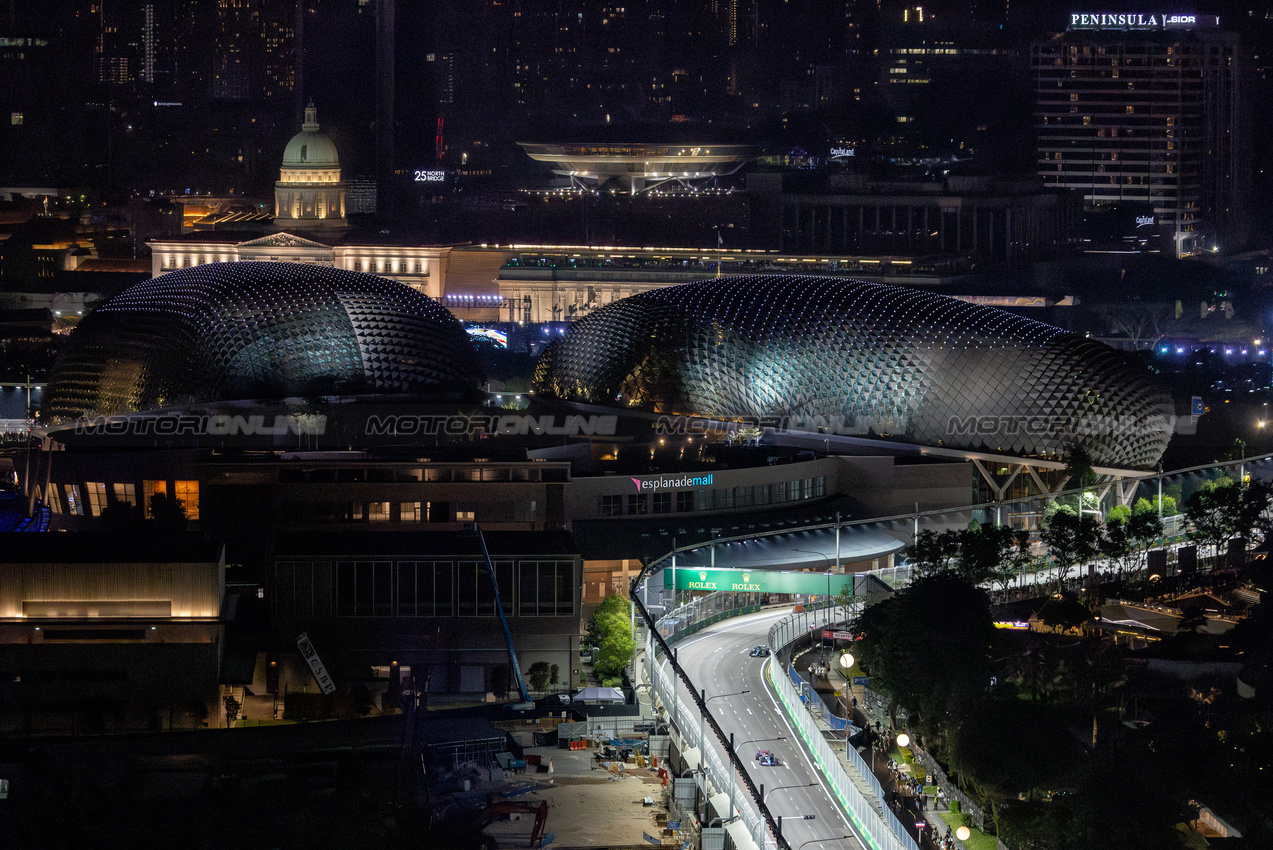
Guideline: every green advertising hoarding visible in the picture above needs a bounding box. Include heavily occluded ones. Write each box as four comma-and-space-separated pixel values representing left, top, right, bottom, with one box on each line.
664, 567, 853, 597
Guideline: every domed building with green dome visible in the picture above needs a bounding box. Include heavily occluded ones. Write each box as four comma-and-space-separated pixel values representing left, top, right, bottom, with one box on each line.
273, 102, 347, 230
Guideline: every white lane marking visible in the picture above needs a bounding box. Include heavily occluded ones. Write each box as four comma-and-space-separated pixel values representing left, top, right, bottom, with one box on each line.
758, 663, 867, 850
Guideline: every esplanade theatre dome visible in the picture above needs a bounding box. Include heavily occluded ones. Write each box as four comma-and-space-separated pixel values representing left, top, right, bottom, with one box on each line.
44, 262, 481, 421
533, 276, 1174, 469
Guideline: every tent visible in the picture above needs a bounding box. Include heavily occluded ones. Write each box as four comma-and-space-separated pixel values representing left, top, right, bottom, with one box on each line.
572, 686, 626, 703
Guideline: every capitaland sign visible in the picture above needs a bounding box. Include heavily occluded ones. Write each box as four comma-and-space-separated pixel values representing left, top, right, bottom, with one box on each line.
1069, 12, 1206, 29
631, 473, 714, 491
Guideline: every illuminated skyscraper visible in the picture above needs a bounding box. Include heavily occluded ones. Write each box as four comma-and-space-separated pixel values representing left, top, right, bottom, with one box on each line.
1033, 14, 1248, 256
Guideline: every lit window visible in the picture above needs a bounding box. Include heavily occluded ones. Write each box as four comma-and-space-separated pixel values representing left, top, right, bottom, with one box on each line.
143, 480, 167, 517
85, 482, 108, 517
64, 484, 83, 516
173, 480, 199, 520
369, 501, 390, 522
112, 482, 137, 506
401, 501, 422, 521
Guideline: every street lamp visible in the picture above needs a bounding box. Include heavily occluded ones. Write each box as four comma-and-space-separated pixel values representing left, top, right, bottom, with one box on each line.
799, 836, 849, 850
791, 547, 836, 631
727, 734, 786, 823
701, 689, 750, 755
762, 782, 818, 805
773, 814, 816, 839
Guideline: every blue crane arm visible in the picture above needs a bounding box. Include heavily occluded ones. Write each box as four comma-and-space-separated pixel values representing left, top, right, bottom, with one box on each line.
473, 526, 532, 703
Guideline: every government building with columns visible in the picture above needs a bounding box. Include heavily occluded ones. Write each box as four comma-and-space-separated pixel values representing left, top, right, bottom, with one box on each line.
146, 105, 457, 300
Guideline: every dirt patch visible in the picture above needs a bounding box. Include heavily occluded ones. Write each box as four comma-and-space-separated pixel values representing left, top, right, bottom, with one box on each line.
482, 747, 677, 847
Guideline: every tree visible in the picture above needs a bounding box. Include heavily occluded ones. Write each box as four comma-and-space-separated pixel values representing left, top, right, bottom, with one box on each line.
1098, 515, 1137, 579
587, 595, 635, 679
1064, 444, 1098, 514
911, 529, 958, 576
1185, 481, 1240, 559
526, 661, 551, 693
1233, 479, 1273, 553
1127, 511, 1164, 577
1133, 494, 1177, 518
148, 492, 188, 531
1040, 508, 1101, 589
955, 525, 1027, 587
854, 573, 998, 740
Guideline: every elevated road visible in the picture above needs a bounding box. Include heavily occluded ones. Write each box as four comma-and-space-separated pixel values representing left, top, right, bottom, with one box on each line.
664, 609, 869, 850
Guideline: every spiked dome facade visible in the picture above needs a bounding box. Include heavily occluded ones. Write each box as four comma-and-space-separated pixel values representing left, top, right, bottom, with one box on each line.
44, 262, 481, 421
533, 276, 1173, 469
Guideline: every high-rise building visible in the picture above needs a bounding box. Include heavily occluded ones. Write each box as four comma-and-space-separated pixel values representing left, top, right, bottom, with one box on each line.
1032, 13, 1248, 257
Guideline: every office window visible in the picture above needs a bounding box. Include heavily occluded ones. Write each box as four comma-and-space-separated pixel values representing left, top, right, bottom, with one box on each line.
676, 491, 694, 512
173, 480, 199, 520
457, 559, 513, 616
652, 492, 672, 513
335, 560, 393, 617
84, 482, 108, 517
518, 560, 575, 616
626, 493, 648, 515
415, 261, 423, 273
401, 501, 422, 521
398, 560, 454, 616
143, 480, 167, 517
600, 495, 623, 516
112, 482, 136, 506
64, 484, 83, 516
456, 505, 476, 522
369, 501, 390, 522
350, 502, 364, 520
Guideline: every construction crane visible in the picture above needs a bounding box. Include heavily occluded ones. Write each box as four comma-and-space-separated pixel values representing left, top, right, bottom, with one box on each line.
464, 524, 533, 707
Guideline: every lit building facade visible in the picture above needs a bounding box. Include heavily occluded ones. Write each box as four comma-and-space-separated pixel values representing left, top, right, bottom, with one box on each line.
0, 536, 225, 733
42, 262, 481, 421
533, 275, 1173, 470
1032, 14, 1247, 257
273, 103, 346, 229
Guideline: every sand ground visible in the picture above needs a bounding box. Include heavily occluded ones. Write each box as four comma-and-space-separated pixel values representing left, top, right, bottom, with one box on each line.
481, 746, 679, 848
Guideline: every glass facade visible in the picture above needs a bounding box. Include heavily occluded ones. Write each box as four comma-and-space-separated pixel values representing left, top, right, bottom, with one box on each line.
534, 275, 1173, 469
278, 556, 576, 619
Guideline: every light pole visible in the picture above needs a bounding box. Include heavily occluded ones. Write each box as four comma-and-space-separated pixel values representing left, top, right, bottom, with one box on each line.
791, 547, 835, 622
773, 813, 816, 840
726, 731, 782, 823
798, 836, 849, 850
762, 781, 818, 806
701, 689, 750, 749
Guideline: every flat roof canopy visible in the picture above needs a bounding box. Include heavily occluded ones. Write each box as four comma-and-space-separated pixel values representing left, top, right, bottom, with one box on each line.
667, 526, 905, 572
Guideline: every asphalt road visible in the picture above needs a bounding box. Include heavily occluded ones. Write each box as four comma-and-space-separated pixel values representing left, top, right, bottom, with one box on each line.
664, 608, 870, 850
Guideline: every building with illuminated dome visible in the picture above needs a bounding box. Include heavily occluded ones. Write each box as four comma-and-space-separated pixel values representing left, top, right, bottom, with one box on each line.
273, 102, 347, 230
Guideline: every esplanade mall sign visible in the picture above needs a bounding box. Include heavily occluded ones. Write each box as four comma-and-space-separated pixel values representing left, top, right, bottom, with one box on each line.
1068, 12, 1219, 30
